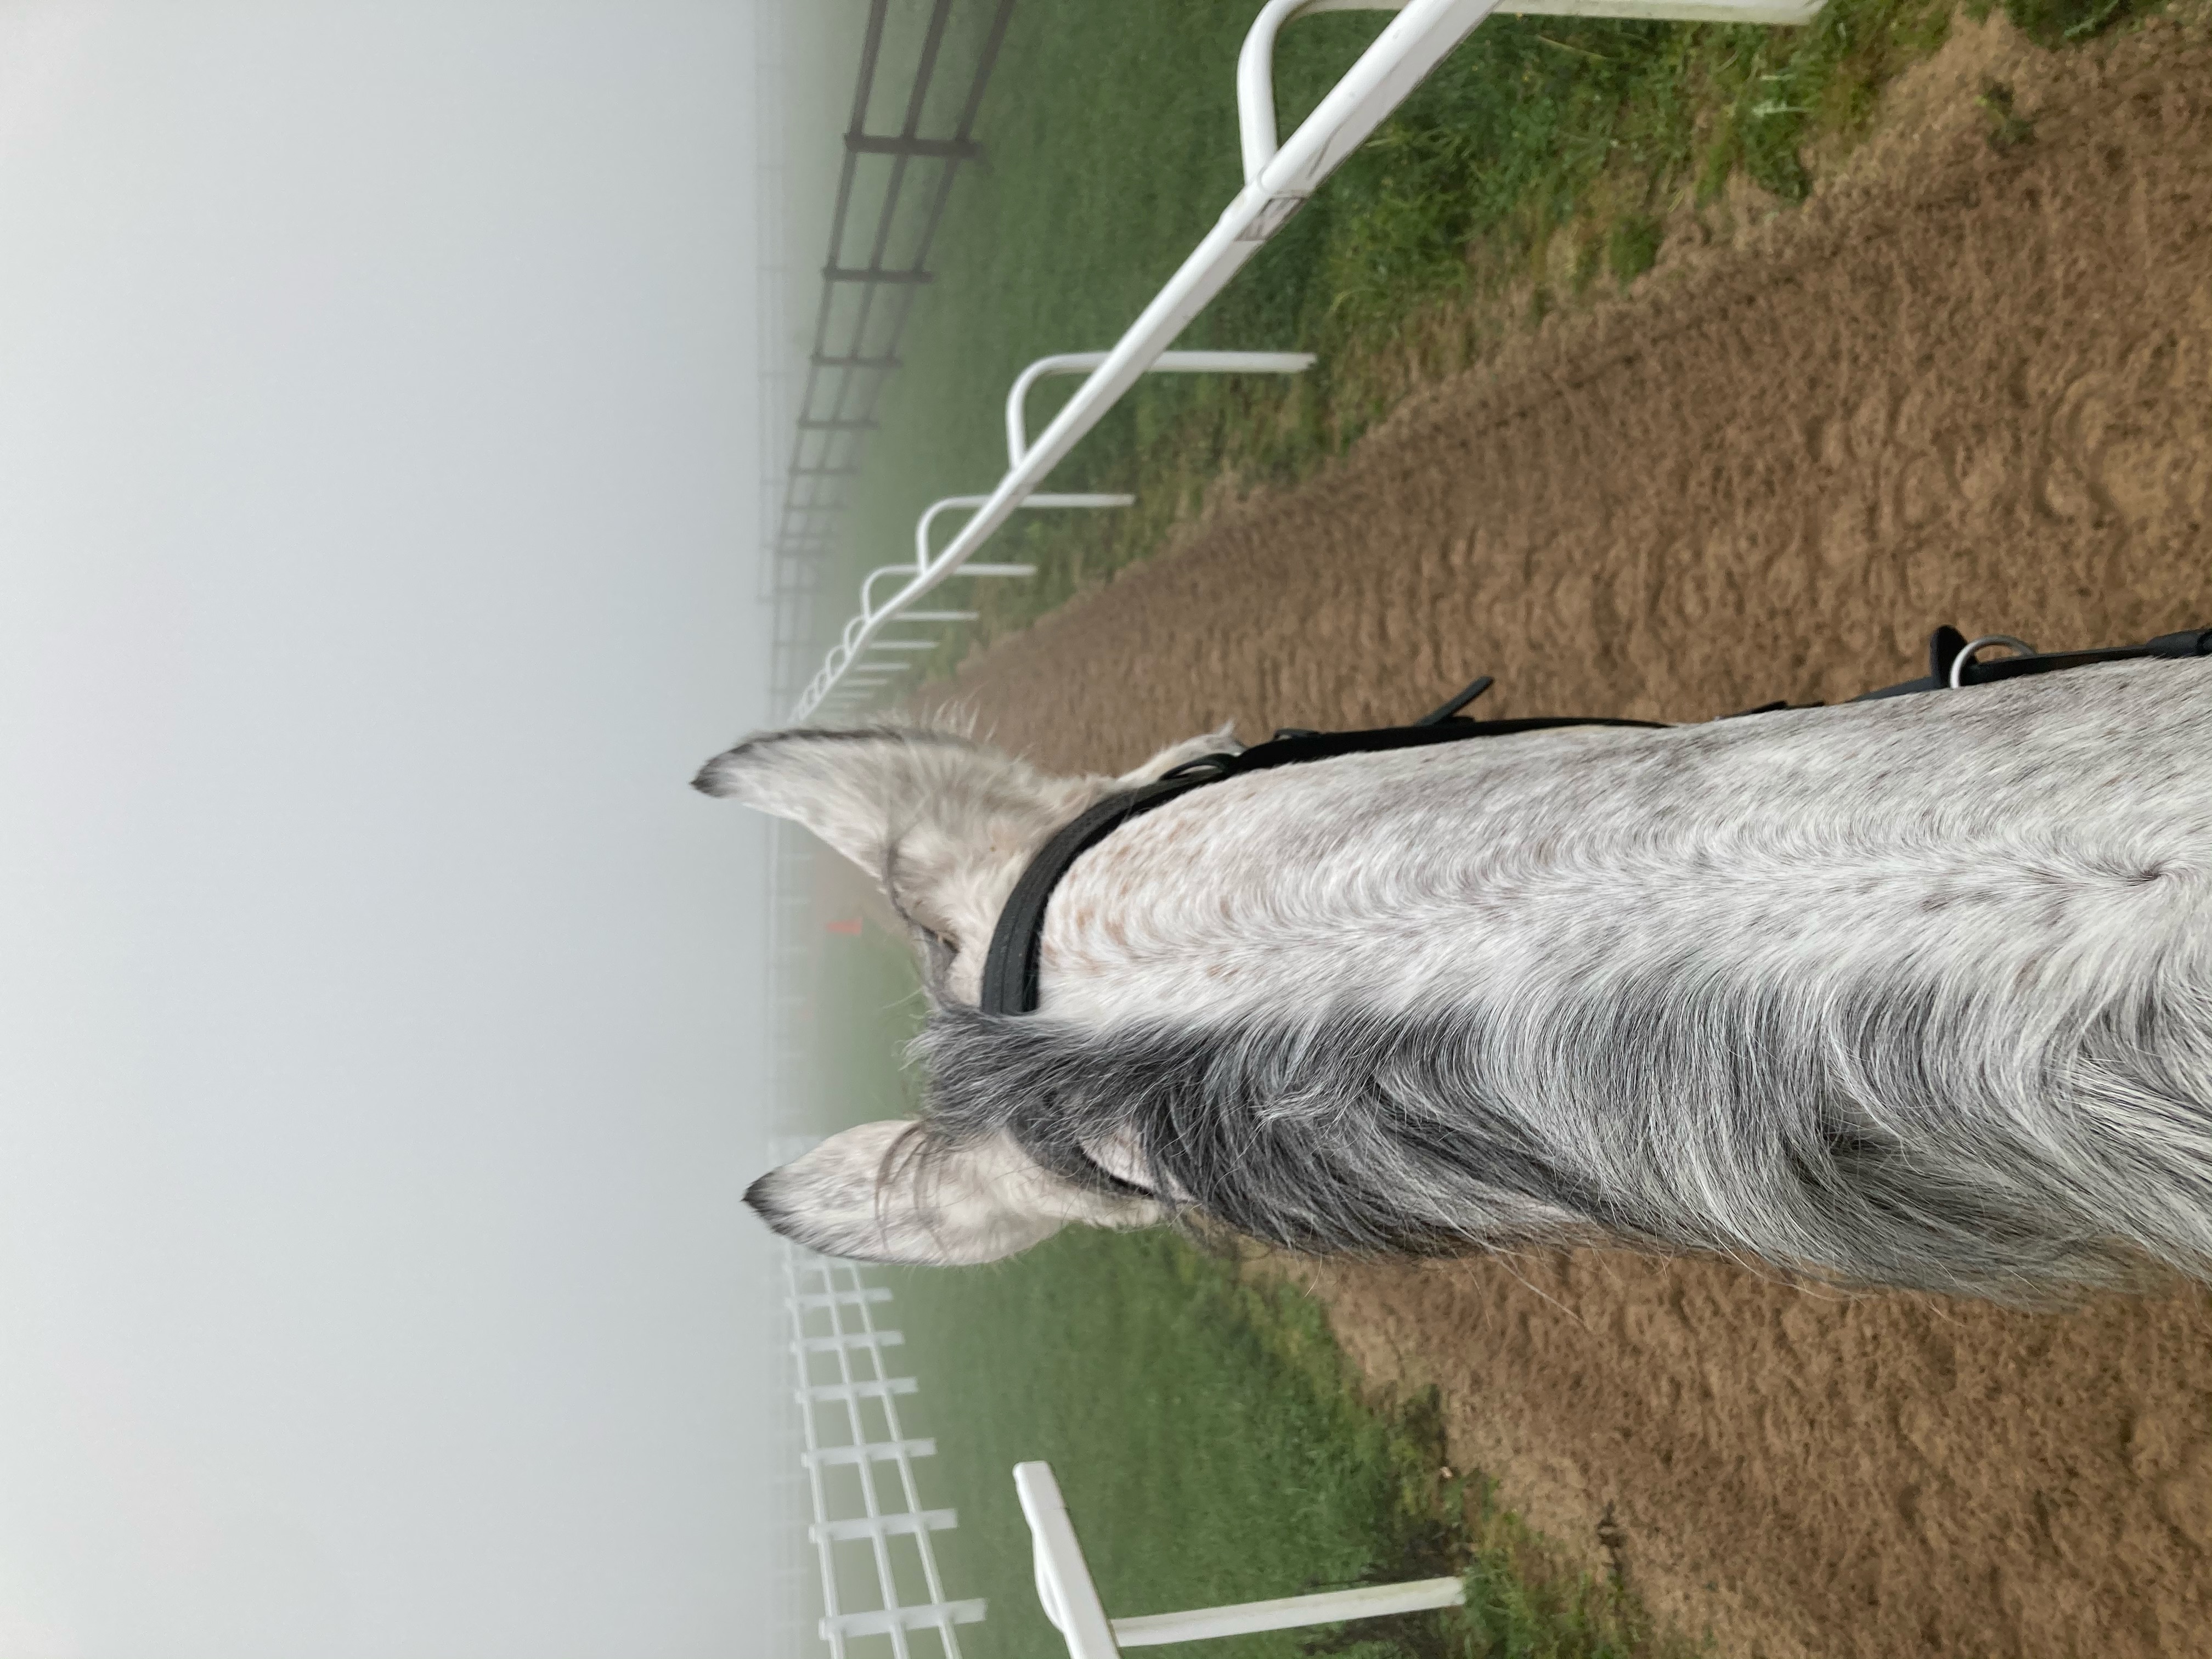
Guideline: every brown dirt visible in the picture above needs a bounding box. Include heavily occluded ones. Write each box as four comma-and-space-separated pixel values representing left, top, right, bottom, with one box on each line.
911, 12, 2212, 1657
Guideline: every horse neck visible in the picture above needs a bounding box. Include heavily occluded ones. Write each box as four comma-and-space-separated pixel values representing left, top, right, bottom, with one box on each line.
1029, 657, 2212, 1031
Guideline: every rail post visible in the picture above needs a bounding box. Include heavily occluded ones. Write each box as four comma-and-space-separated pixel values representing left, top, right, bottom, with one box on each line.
1016, 1460, 1465, 1657
1004, 351, 1315, 467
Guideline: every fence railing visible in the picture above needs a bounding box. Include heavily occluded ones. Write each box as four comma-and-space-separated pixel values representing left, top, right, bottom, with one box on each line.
785, 0, 1502, 720
762, 0, 1018, 715
816, 351, 1314, 709
785, 1241, 984, 1658
790, 0, 1824, 721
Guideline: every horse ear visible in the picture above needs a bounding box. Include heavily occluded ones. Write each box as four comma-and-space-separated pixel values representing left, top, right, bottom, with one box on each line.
692, 728, 963, 878
693, 726, 1107, 953
1115, 723, 1241, 789
744, 1121, 1099, 1266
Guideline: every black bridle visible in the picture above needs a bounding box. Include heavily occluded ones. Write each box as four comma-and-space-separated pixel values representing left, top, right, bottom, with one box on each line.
976, 623, 2212, 1019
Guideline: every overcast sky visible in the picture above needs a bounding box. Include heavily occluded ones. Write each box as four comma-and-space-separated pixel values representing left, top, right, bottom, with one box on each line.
0, 3, 829, 1654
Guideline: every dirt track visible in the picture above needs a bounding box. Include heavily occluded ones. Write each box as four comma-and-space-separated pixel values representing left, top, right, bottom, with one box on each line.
915, 13, 2212, 1657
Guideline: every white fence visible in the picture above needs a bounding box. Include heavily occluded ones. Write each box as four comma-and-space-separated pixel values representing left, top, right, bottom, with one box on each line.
792, 0, 1824, 721
785, 1242, 984, 1658
1017, 1461, 1464, 1655
760, 0, 1018, 712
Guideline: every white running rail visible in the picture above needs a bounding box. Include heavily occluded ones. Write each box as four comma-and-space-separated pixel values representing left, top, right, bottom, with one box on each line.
786, 1243, 984, 1657
815, 353, 1311, 721
793, 0, 1825, 722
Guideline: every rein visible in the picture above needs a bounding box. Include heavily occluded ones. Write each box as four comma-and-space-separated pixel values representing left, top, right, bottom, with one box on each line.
976, 623, 2212, 1019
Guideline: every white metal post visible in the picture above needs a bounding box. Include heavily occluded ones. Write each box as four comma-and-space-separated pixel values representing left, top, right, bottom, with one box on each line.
814, 491, 1133, 705
1506, 0, 1824, 20
840, 493, 1124, 651
1004, 351, 1316, 467
1238, 0, 1822, 188
1111, 1579, 1469, 1646
1014, 1463, 1124, 1659
914, 492, 1136, 569
1016, 1459, 1469, 1657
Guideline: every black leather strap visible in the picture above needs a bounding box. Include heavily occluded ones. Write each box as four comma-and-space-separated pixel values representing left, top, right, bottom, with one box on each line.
978, 772, 1224, 1017
1855, 625, 2212, 700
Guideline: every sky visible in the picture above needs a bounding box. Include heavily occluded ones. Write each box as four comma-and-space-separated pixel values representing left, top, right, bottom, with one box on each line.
0, 3, 838, 1654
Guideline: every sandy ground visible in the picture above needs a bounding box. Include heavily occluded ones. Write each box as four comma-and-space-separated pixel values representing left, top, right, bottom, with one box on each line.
905, 13, 2212, 1657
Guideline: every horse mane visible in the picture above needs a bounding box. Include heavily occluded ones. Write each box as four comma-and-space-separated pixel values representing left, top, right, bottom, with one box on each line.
913, 963, 2205, 1303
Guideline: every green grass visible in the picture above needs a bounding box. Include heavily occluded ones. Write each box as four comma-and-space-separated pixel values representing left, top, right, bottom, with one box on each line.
1451, 1486, 1683, 1659
825, 0, 2152, 684
802, 913, 931, 1132
799, 922, 1696, 1659
890, 1231, 1458, 1659
885, 1202, 1706, 1659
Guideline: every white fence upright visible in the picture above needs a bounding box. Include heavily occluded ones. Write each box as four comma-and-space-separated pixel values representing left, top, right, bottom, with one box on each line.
806, 346, 1313, 720
1016, 1460, 1465, 1657
817, 342, 1308, 720
790, 0, 1512, 720
1002, 351, 1314, 469
785, 1242, 984, 1658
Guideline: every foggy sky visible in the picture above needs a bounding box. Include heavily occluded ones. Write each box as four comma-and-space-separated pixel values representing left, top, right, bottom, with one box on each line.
0, 3, 808, 1655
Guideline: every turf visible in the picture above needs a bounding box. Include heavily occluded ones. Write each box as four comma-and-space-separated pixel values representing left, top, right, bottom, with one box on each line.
889, 1230, 1455, 1659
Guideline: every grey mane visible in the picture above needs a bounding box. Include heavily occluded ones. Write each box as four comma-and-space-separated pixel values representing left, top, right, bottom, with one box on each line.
917, 951, 2212, 1299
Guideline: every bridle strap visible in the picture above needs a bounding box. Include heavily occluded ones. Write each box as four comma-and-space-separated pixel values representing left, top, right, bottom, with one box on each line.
1855, 625, 2212, 700
978, 771, 1224, 1017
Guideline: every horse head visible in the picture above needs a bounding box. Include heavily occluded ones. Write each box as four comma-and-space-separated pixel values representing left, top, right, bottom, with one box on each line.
693, 722, 1226, 1262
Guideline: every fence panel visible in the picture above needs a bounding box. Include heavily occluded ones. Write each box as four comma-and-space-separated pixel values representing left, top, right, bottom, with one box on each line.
761, 0, 1018, 714
785, 1242, 985, 1659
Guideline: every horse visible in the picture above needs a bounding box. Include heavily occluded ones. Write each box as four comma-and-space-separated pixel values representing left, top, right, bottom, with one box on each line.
705, 647, 2212, 1302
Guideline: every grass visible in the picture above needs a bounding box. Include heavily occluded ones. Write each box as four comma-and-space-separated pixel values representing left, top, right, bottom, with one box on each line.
1451, 1486, 1685, 1659
891, 1221, 1707, 1659
801, 919, 1697, 1659
824, 0, 2153, 686
891, 1230, 1457, 1659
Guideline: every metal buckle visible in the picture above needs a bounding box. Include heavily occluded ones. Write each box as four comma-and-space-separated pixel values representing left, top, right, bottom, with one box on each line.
1948, 635, 2038, 690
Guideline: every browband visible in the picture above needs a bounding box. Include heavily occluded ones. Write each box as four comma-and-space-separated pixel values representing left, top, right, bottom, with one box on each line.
974, 625, 2212, 1019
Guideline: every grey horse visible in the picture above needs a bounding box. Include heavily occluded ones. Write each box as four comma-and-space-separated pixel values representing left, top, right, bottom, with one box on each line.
707, 654, 2212, 1302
